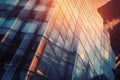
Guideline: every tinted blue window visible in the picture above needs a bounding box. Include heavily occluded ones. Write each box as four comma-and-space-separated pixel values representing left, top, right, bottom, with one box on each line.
0, 28, 8, 34
0, 0, 19, 6
10, 20, 22, 31
21, 22, 38, 34
3, 19, 15, 28
0, 18, 6, 26
37, 22, 47, 35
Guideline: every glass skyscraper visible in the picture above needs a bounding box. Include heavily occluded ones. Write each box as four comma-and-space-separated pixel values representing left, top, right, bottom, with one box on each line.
0, 0, 115, 80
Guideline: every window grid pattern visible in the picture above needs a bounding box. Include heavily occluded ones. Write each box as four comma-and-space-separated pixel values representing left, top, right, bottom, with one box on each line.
0, 0, 115, 80
0, 0, 55, 80
27, 0, 115, 80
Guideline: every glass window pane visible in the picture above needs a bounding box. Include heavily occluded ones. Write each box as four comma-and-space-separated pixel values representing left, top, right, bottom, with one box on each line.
21, 22, 38, 34
0, 0, 19, 6
10, 20, 22, 31
49, 28, 59, 43
34, 5, 46, 12
3, 19, 15, 28
37, 22, 47, 35
0, 18, 6, 26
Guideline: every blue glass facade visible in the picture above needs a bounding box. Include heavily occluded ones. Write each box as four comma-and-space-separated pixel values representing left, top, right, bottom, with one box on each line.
0, 0, 115, 80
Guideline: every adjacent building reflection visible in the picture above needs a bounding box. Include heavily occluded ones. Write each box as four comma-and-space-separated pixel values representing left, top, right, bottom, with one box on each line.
98, 0, 120, 80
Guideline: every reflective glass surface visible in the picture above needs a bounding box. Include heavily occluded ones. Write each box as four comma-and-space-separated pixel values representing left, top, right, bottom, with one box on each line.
0, 0, 115, 80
